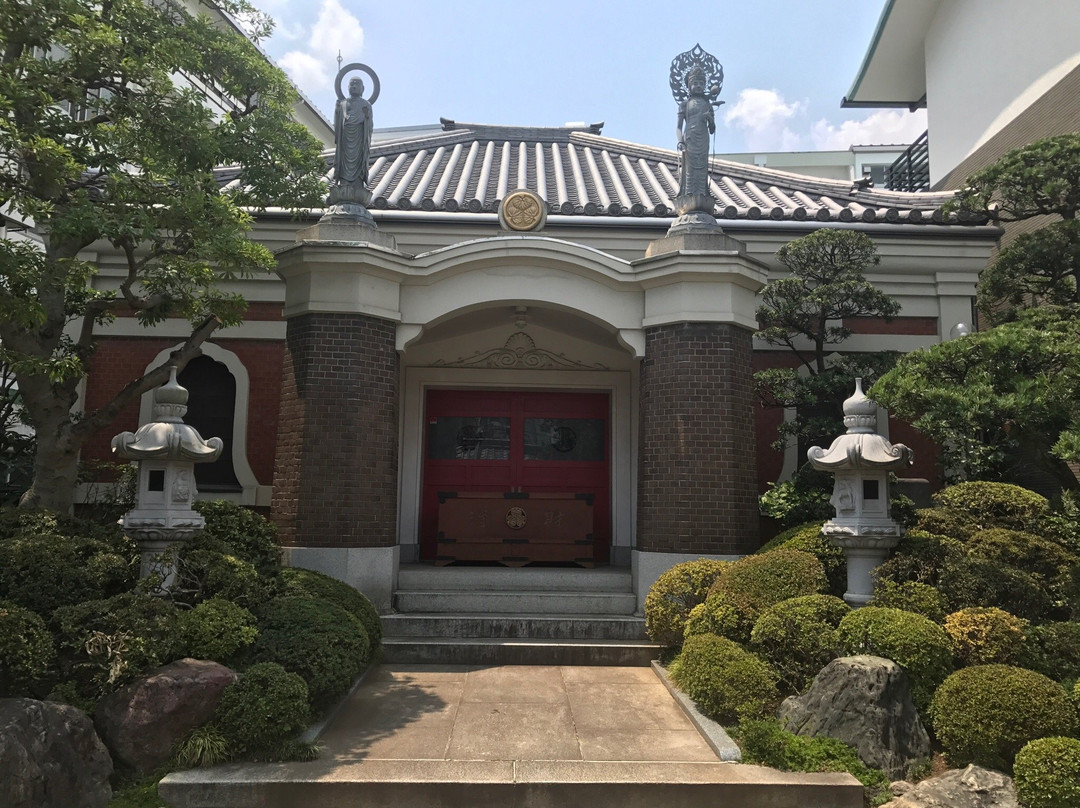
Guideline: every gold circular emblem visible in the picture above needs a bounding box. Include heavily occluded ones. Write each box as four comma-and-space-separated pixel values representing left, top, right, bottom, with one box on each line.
500, 190, 546, 231
506, 506, 527, 530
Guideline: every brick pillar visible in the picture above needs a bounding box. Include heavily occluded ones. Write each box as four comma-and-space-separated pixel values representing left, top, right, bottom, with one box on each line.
272, 313, 398, 548
637, 322, 758, 555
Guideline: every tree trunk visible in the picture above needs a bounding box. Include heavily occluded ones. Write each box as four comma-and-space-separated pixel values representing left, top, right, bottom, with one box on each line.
19, 427, 81, 513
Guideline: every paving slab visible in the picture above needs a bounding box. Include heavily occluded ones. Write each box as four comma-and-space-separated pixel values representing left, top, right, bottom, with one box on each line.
159, 664, 865, 808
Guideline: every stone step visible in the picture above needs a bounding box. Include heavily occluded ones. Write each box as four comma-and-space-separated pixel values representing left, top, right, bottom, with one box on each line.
381, 613, 647, 641
396, 565, 633, 593
393, 589, 638, 615
381, 637, 660, 666
160, 760, 865, 808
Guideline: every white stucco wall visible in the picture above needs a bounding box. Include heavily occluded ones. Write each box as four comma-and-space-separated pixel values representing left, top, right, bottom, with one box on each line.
923, 0, 1080, 185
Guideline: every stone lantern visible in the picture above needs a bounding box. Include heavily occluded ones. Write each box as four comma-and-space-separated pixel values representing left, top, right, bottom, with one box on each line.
112, 367, 223, 586
807, 378, 913, 606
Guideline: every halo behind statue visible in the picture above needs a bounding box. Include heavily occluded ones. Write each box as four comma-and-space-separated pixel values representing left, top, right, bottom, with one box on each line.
335, 62, 381, 105
669, 44, 723, 104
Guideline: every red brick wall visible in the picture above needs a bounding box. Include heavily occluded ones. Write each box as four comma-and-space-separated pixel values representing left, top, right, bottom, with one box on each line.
82, 337, 283, 485
637, 323, 759, 555
844, 316, 938, 336
271, 313, 399, 548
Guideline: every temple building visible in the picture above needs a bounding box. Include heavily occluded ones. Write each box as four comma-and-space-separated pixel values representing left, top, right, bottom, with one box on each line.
80, 113, 999, 609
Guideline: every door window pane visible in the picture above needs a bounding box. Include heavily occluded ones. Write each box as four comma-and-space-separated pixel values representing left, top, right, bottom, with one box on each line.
523, 418, 605, 461
427, 417, 510, 460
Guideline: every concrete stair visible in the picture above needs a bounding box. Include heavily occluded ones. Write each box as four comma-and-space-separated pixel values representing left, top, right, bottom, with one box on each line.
384, 565, 658, 665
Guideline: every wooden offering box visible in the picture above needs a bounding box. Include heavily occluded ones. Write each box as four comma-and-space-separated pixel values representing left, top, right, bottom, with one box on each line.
436, 491, 594, 566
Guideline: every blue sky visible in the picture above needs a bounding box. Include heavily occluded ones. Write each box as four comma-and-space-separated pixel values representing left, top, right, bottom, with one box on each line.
252, 0, 927, 153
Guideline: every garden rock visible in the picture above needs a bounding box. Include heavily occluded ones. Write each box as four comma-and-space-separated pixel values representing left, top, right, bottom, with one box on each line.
95, 657, 236, 774
0, 698, 112, 808
879, 765, 1018, 808
778, 655, 930, 780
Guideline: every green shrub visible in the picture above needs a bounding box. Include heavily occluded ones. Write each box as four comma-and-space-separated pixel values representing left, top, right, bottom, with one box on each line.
684, 592, 743, 642
644, 559, 731, 648
251, 596, 369, 707
0, 524, 136, 616
838, 606, 952, 713
670, 634, 780, 724
712, 549, 829, 625
179, 598, 258, 663
759, 467, 833, 528
173, 725, 231, 769
0, 599, 56, 696
1020, 622, 1080, 683
173, 548, 272, 609
749, 594, 849, 692
933, 482, 1049, 531
938, 556, 1054, 621
966, 528, 1076, 579
758, 522, 846, 596
1039, 490, 1080, 556
278, 567, 381, 650
736, 719, 891, 806
868, 580, 947, 623
1014, 736, 1080, 808
213, 662, 309, 759
943, 607, 1026, 666
51, 591, 183, 703
930, 664, 1078, 771
915, 508, 979, 541
193, 501, 281, 576
874, 530, 965, 588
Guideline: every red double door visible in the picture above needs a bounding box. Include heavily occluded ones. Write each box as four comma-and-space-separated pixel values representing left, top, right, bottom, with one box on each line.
420, 389, 611, 562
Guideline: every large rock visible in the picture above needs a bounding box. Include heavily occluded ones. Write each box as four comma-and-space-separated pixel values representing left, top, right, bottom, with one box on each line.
0, 698, 113, 808
95, 657, 236, 774
778, 655, 931, 780
880, 765, 1017, 808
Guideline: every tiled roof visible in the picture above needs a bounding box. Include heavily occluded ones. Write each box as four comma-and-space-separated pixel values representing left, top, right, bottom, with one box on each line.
228, 122, 983, 225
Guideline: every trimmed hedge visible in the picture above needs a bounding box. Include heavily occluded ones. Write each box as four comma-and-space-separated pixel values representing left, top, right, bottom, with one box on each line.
915, 508, 979, 541
0, 599, 55, 697
277, 567, 381, 650
179, 598, 258, 663
683, 592, 743, 643
943, 607, 1026, 667
51, 591, 183, 703
173, 548, 272, 609
644, 559, 731, 648
213, 662, 309, 759
193, 501, 282, 576
838, 606, 952, 713
749, 594, 849, 692
1014, 737, 1080, 808
711, 549, 829, 624
966, 528, 1076, 579
757, 522, 846, 597
1020, 622, 1080, 683
930, 664, 1078, 771
868, 580, 947, 623
932, 481, 1049, 531
938, 556, 1054, 621
251, 596, 370, 707
873, 530, 965, 588
670, 634, 779, 724
0, 526, 136, 616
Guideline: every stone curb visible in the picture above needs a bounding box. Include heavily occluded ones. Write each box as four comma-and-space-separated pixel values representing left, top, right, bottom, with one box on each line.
652, 660, 742, 762
300, 662, 374, 745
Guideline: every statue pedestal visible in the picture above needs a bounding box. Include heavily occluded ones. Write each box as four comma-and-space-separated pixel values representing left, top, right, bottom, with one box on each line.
646, 215, 746, 258
298, 216, 398, 250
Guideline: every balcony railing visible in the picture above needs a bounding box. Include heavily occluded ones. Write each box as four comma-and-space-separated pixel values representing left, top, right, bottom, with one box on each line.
885, 131, 930, 192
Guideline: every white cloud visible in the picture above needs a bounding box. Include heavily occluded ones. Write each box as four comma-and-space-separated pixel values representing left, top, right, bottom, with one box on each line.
277, 0, 365, 97
811, 108, 928, 150
723, 88, 806, 151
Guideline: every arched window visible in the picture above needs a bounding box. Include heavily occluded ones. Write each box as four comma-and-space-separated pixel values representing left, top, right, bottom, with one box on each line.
178, 355, 241, 491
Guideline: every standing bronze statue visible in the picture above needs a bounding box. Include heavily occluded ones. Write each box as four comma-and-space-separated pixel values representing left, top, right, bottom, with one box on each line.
669, 45, 724, 216
326, 62, 380, 216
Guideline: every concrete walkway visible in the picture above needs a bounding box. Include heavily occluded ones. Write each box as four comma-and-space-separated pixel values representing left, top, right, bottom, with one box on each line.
319, 664, 719, 763
159, 664, 863, 808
